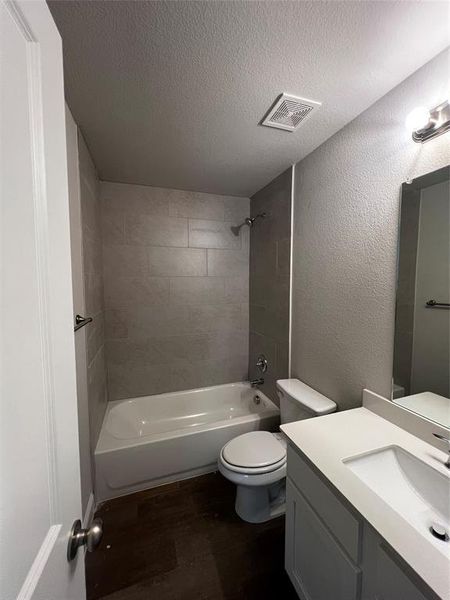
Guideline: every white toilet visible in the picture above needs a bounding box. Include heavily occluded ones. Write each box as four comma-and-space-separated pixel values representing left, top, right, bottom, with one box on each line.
218, 378, 337, 523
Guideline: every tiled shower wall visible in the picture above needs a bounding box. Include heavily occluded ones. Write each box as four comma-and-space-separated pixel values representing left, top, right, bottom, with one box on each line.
79, 135, 108, 450
101, 182, 250, 400
249, 168, 292, 404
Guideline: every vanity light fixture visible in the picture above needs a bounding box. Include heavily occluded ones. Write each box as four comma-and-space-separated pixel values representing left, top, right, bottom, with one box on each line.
406, 99, 450, 143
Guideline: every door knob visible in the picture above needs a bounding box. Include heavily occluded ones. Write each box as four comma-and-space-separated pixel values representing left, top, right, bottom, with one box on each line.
67, 518, 103, 561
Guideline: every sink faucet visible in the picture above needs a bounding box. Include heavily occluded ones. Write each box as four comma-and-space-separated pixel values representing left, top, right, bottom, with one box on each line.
250, 378, 264, 388
433, 433, 450, 469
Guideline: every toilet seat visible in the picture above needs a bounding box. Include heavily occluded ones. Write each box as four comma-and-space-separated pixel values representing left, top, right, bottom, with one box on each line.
220, 431, 286, 475
218, 453, 286, 487
220, 450, 286, 475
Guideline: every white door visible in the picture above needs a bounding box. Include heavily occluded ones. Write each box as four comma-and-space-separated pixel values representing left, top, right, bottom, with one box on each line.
1, 1, 86, 599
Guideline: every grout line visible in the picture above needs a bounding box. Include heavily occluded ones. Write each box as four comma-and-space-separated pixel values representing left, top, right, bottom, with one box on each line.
99, 178, 248, 201
104, 241, 246, 251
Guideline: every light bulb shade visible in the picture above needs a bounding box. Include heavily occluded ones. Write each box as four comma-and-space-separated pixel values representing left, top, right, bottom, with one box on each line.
405, 107, 431, 132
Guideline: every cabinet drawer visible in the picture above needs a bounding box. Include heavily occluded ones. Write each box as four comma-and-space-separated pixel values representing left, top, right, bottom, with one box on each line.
287, 444, 362, 563
286, 479, 361, 600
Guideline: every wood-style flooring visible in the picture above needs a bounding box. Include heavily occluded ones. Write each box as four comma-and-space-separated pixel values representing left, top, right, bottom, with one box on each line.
86, 472, 297, 599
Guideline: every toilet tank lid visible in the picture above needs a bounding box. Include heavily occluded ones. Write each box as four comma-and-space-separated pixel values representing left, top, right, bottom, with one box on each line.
276, 379, 336, 415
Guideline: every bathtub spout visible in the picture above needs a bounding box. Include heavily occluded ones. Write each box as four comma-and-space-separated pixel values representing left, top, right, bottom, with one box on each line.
250, 378, 264, 388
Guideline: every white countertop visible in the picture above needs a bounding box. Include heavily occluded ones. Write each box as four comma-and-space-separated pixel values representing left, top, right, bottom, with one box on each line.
281, 407, 450, 600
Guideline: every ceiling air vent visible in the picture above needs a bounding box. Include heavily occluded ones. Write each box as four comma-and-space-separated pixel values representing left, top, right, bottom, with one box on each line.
261, 93, 321, 132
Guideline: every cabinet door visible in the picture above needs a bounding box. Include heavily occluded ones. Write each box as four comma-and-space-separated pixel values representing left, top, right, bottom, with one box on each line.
375, 545, 431, 600
361, 525, 435, 600
285, 479, 361, 600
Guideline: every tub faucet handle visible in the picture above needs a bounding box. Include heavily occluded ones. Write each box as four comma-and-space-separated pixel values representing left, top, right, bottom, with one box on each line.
256, 354, 268, 374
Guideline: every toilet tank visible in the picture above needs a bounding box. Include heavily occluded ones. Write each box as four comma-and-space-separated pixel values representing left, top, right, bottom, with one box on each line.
276, 379, 337, 424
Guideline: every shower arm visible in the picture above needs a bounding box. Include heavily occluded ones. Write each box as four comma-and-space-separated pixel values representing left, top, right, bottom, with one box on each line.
231, 212, 267, 236
246, 212, 267, 227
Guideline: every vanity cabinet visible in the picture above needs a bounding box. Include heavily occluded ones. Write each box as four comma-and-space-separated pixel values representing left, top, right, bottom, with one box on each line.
285, 479, 361, 600
361, 526, 431, 600
285, 444, 439, 600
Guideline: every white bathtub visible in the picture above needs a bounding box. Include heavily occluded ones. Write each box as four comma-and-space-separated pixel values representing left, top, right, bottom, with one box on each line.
95, 382, 280, 501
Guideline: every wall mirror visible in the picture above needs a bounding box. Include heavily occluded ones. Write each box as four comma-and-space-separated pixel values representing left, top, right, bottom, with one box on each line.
393, 165, 449, 429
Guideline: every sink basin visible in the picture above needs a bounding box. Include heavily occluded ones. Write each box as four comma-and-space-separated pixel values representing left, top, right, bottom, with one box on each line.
344, 445, 450, 555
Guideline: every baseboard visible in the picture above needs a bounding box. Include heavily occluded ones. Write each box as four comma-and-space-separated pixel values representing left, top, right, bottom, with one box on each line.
83, 492, 95, 528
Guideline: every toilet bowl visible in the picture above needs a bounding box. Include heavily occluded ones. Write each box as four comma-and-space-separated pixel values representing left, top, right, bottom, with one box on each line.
218, 379, 336, 523
218, 431, 287, 523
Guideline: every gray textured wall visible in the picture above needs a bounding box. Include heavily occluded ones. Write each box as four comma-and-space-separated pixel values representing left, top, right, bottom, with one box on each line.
79, 135, 108, 452
101, 182, 249, 400
291, 49, 449, 411
249, 168, 292, 405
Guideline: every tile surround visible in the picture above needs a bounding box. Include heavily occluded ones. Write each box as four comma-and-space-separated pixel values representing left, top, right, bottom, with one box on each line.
101, 182, 250, 400
188, 219, 242, 249
103, 245, 148, 278
125, 214, 188, 247
104, 303, 247, 341
207, 247, 249, 277
249, 168, 292, 405
104, 276, 170, 309
79, 135, 108, 453
147, 247, 207, 277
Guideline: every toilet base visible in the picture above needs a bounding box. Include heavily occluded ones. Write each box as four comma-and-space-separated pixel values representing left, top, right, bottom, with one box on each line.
235, 479, 286, 523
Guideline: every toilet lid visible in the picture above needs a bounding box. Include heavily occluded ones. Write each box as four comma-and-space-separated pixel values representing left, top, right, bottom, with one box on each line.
222, 431, 286, 468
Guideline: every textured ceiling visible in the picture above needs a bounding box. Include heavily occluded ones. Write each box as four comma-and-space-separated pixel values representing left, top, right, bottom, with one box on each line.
48, 0, 449, 197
